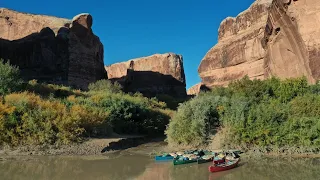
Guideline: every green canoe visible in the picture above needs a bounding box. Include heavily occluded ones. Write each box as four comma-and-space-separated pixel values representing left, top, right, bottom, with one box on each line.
173, 158, 198, 165
197, 158, 212, 164
203, 151, 215, 155
197, 154, 215, 164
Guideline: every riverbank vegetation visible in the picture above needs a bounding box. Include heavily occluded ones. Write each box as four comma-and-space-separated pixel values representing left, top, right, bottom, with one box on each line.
0, 60, 173, 147
2, 59, 320, 154
166, 76, 320, 153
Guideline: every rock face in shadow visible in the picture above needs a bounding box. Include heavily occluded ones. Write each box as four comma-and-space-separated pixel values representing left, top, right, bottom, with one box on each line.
198, 0, 320, 88
0, 8, 106, 89
105, 53, 186, 97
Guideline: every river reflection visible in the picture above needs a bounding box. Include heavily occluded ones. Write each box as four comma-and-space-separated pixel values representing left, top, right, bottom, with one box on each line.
0, 154, 319, 180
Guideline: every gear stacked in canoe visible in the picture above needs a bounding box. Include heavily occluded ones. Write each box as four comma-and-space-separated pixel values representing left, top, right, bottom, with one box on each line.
173, 151, 200, 165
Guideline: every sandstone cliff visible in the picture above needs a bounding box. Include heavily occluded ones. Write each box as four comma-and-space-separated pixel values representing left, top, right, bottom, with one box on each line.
198, 0, 320, 88
187, 83, 210, 95
105, 53, 186, 97
263, 0, 320, 83
198, 0, 271, 87
0, 8, 106, 89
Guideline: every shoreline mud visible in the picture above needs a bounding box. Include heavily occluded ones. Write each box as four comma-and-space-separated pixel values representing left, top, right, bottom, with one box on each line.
1, 136, 319, 159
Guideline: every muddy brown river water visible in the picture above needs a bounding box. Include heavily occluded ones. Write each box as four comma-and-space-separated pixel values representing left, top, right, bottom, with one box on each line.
0, 152, 319, 180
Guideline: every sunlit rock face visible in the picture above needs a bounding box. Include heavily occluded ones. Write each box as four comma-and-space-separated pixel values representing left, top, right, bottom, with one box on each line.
199, 0, 320, 88
263, 0, 320, 83
0, 8, 106, 89
187, 83, 210, 95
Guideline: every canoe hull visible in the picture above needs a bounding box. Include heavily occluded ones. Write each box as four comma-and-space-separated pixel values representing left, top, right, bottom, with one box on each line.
197, 158, 213, 164
208, 159, 240, 173
155, 156, 174, 161
197, 158, 212, 164
173, 159, 197, 165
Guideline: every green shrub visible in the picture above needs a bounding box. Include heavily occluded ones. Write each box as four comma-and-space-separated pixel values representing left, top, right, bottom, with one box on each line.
209, 76, 309, 103
155, 94, 189, 110
0, 59, 23, 95
0, 92, 110, 146
308, 81, 320, 95
25, 80, 84, 99
166, 95, 225, 146
166, 76, 320, 151
0, 63, 172, 147
272, 77, 308, 102
281, 117, 320, 147
289, 94, 320, 117
230, 99, 289, 147
88, 79, 122, 93
88, 91, 171, 135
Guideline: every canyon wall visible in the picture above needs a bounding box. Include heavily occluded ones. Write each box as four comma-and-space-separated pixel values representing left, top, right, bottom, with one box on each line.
263, 0, 320, 83
198, 0, 320, 88
105, 53, 186, 97
0, 8, 106, 89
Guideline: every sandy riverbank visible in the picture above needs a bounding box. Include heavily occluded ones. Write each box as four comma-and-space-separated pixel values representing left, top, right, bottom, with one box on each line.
0, 134, 157, 156
1, 134, 319, 158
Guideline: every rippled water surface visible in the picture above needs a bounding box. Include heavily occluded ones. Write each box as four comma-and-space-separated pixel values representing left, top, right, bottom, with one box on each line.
1, 153, 319, 180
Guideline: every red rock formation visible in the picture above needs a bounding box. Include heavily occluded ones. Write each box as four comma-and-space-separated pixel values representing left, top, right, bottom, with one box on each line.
199, 0, 271, 87
0, 8, 70, 40
68, 13, 105, 89
187, 83, 210, 95
0, 8, 105, 89
263, 0, 320, 83
105, 53, 186, 97
198, 0, 320, 88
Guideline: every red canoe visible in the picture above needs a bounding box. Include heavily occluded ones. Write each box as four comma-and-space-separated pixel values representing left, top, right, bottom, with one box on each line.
208, 158, 240, 173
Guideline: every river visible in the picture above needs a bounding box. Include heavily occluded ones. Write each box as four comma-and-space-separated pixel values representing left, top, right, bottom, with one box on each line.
0, 151, 319, 180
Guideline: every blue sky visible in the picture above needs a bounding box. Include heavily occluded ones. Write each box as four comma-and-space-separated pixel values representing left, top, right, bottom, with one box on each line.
2, 0, 255, 89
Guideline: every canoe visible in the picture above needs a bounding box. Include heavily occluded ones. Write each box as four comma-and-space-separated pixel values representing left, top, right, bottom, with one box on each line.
197, 155, 216, 164
199, 157, 225, 164
154, 155, 174, 161
176, 151, 184, 156
213, 158, 225, 164
204, 151, 215, 155
197, 157, 213, 164
212, 149, 242, 154
173, 158, 198, 165
208, 158, 240, 173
